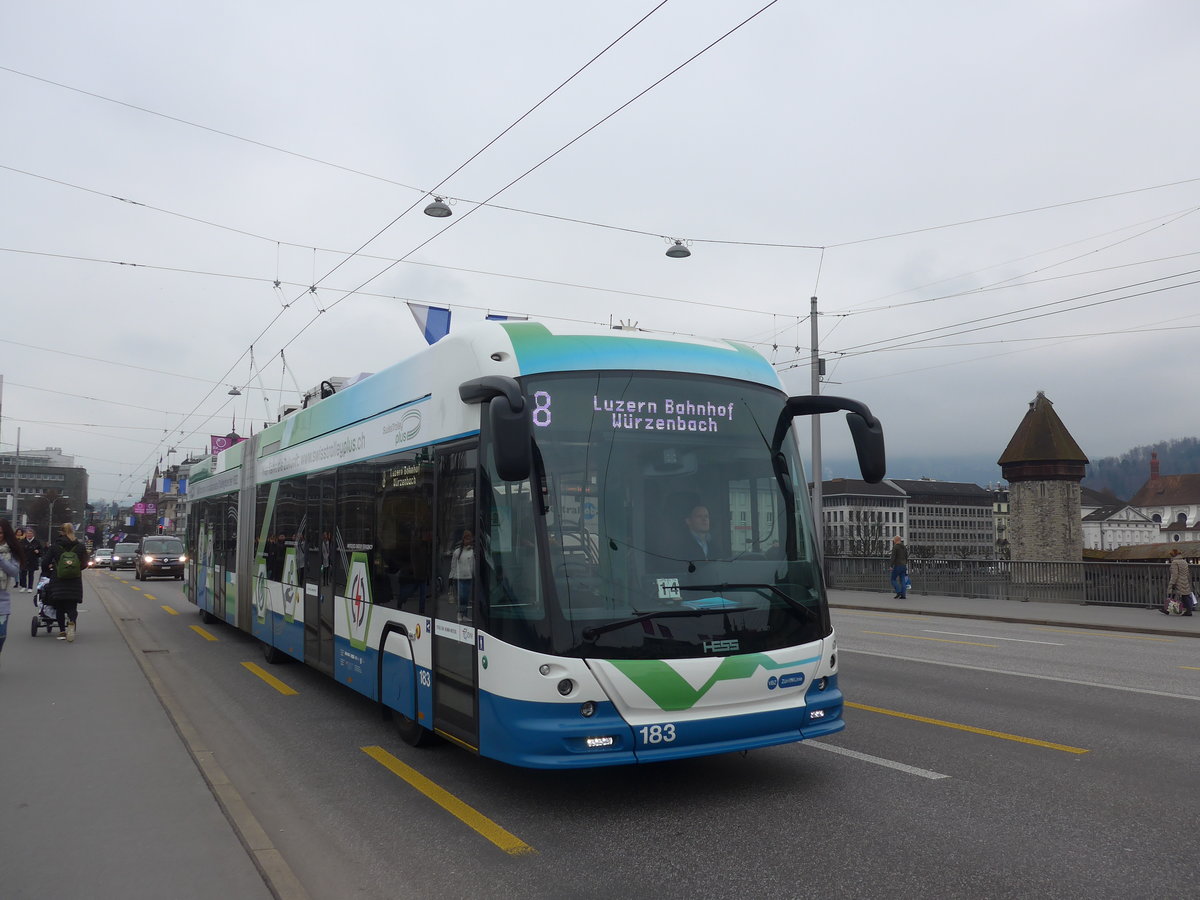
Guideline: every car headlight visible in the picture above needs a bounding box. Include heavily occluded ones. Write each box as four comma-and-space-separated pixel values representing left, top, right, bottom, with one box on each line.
144, 555, 154, 563
178, 554, 187, 563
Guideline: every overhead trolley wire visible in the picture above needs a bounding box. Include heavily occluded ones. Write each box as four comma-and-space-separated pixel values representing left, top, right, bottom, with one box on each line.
271, 0, 786, 352
119, 1, 685, 480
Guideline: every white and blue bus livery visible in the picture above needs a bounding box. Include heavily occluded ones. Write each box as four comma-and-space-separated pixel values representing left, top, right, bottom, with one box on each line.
186, 320, 885, 768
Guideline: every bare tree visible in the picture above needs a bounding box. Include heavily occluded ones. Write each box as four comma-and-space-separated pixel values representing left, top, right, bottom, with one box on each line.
845, 509, 889, 558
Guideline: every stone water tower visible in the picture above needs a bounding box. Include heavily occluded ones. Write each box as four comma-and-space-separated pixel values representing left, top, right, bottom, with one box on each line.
998, 392, 1088, 562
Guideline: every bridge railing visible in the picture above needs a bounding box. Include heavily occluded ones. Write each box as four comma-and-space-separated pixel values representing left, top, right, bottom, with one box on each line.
823, 557, 1195, 607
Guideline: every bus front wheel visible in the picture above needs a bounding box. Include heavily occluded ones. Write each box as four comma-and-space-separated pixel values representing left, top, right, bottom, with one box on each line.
394, 710, 438, 748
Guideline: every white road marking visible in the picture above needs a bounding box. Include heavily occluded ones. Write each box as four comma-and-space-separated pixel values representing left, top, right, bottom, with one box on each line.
923, 630, 1064, 645
803, 740, 950, 780
841, 647, 1200, 701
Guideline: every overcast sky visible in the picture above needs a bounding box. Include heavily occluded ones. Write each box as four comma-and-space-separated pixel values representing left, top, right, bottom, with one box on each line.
2, 1, 1197, 504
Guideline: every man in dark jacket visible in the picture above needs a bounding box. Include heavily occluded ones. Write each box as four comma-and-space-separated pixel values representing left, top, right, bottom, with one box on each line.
42, 523, 89, 642
889, 535, 908, 599
20, 526, 44, 592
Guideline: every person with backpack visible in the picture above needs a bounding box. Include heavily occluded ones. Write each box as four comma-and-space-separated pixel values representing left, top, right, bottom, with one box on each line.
42, 522, 89, 642
0, 518, 27, 663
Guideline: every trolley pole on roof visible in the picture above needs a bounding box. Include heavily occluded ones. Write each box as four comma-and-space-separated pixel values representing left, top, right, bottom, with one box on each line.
810, 295, 823, 566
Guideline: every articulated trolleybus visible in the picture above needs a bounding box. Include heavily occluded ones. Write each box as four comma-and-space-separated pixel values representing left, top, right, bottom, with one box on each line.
186, 320, 884, 768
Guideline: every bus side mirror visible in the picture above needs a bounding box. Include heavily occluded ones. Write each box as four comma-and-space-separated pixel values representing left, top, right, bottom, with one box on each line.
773, 395, 887, 484
845, 411, 886, 484
460, 376, 531, 482
489, 395, 531, 482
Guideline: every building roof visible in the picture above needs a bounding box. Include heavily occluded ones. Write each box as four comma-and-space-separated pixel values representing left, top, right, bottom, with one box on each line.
819, 478, 907, 498
1081, 485, 1124, 507
1129, 473, 1200, 507
1081, 505, 1154, 523
888, 478, 992, 502
1102, 541, 1200, 561
997, 392, 1088, 465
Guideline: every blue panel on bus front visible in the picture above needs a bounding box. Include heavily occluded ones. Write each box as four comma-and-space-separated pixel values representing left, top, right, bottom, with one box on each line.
501, 321, 781, 386
478, 691, 637, 769
477, 687, 844, 768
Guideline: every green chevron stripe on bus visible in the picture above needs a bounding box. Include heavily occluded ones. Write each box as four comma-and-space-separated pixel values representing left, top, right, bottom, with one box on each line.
607, 655, 820, 711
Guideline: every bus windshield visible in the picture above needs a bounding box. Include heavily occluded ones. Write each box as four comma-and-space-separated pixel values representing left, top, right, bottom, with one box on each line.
480, 371, 827, 660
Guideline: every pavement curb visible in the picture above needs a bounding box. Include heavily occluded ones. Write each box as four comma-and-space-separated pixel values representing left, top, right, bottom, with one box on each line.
98, 581, 311, 900
831, 602, 1200, 639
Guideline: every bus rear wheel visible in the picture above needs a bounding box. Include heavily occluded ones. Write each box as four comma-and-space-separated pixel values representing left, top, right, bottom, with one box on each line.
262, 641, 287, 665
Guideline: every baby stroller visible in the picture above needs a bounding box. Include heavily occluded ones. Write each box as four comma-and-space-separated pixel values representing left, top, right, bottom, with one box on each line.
30, 577, 64, 637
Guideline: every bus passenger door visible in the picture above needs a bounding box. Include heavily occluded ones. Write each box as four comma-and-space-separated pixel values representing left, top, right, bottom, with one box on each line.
432, 444, 479, 750
304, 472, 336, 675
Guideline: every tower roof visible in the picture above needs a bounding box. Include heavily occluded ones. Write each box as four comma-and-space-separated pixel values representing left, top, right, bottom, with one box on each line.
998, 392, 1088, 466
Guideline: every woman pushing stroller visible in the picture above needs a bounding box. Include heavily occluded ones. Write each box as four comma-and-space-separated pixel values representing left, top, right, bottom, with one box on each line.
42, 523, 89, 642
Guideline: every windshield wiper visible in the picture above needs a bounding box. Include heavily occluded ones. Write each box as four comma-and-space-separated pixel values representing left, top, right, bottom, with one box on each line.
679, 583, 820, 623
581, 607, 749, 642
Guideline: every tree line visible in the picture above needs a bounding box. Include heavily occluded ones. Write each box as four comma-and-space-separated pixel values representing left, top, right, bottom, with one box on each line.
1083, 437, 1200, 501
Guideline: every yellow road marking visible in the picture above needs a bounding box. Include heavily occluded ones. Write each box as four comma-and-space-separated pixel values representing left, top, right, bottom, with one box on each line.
161, 605, 179, 616
361, 746, 536, 856
144, 593, 156, 600
846, 701, 1089, 754
1032, 627, 1174, 643
863, 631, 996, 647
1181, 666, 1200, 671
241, 661, 299, 695
190, 624, 218, 642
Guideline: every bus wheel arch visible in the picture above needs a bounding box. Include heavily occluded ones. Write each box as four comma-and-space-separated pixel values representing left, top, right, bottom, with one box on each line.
380, 623, 439, 748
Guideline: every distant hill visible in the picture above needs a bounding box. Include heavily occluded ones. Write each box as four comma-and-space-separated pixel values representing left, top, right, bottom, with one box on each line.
1083, 437, 1200, 501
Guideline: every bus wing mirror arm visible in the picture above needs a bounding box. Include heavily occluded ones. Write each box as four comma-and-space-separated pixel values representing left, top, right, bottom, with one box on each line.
773, 394, 887, 484
459, 376, 531, 482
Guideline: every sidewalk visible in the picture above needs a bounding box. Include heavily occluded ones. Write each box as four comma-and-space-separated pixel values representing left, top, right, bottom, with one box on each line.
0, 582, 276, 900
829, 587, 1200, 638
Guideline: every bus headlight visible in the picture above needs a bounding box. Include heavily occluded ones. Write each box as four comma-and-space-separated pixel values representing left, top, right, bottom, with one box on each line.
580, 701, 596, 717
585, 736, 615, 748
557, 679, 574, 696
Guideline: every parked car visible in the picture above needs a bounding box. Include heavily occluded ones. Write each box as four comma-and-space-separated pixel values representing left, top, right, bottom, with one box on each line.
112, 542, 139, 570
135, 535, 187, 580
90, 548, 114, 569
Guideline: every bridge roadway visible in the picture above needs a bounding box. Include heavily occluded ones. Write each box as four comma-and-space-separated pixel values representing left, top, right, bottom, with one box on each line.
2, 574, 1196, 899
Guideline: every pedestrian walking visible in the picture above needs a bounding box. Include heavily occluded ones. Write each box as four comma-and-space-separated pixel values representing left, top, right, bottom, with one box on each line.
1163, 547, 1194, 616
449, 530, 474, 620
890, 535, 909, 599
0, 518, 27, 665
19, 525, 43, 592
42, 522, 89, 642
